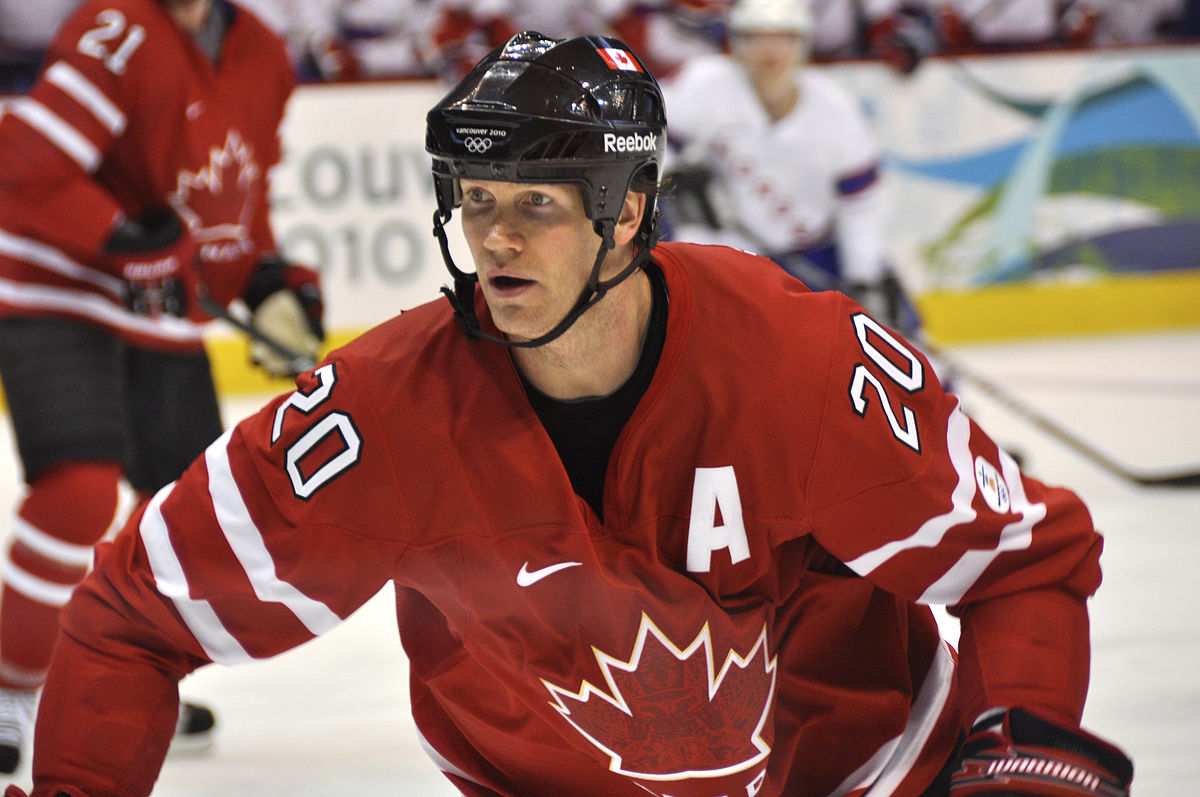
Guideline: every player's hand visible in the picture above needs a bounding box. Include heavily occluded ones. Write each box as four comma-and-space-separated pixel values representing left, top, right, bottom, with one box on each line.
936, 6, 974, 48
308, 31, 361, 81
102, 207, 197, 318
949, 707, 1132, 796
242, 256, 325, 377
868, 12, 940, 75
1059, 5, 1098, 46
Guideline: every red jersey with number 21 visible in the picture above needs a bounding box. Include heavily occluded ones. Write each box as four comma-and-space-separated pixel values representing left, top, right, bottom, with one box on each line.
0, 0, 292, 350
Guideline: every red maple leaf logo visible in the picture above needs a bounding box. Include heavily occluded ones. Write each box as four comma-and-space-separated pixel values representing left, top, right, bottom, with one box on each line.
542, 614, 776, 790
170, 129, 260, 263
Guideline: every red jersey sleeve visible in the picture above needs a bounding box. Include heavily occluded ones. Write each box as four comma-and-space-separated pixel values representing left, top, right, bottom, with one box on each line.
803, 294, 1101, 723
803, 295, 1101, 607
0, 0, 296, 312
35, 357, 409, 796
0, 0, 178, 256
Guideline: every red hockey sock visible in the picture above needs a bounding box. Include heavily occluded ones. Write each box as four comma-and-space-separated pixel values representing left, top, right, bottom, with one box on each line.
0, 461, 122, 689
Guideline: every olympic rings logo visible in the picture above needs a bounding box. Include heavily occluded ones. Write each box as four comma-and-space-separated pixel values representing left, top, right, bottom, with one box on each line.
463, 137, 493, 153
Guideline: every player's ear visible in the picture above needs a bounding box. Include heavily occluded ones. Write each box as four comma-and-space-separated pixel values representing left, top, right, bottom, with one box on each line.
612, 191, 647, 247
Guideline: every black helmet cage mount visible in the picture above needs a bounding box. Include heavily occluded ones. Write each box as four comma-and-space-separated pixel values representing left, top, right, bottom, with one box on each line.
426, 31, 666, 348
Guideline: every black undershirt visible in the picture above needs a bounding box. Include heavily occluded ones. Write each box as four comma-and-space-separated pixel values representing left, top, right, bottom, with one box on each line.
522, 265, 668, 522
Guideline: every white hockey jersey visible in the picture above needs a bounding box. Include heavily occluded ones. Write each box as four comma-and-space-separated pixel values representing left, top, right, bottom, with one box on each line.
662, 55, 889, 283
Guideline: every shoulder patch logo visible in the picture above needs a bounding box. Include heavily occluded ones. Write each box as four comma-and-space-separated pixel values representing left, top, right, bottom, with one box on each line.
974, 455, 1011, 514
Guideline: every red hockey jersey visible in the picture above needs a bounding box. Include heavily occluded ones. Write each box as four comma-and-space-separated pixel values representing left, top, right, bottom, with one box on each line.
0, 0, 293, 351
33, 242, 1103, 796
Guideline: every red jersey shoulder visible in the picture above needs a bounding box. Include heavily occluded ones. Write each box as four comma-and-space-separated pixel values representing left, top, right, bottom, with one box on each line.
331, 292, 526, 393
222, 1, 295, 87
654, 239, 844, 357
807, 288, 963, 509
48, 1, 292, 101
51, 0, 185, 68
291, 299, 467, 432
657, 239, 952, 487
47, 0, 193, 110
228, 359, 412, 546
654, 239, 822, 323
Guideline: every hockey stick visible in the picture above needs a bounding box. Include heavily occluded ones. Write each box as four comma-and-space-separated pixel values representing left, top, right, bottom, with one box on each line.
916, 338, 1200, 488
772, 255, 1200, 488
198, 293, 319, 376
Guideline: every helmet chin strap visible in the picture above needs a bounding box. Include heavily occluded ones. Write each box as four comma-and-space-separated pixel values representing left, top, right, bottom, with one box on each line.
433, 209, 650, 349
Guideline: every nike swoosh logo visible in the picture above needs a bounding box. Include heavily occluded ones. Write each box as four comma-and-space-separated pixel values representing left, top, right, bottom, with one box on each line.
516, 561, 582, 587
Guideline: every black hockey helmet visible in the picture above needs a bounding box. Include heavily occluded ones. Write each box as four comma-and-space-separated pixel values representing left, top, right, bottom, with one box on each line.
425, 31, 667, 347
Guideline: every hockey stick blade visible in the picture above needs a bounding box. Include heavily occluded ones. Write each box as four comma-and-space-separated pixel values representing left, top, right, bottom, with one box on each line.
921, 339, 1200, 489
198, 294, 318, 376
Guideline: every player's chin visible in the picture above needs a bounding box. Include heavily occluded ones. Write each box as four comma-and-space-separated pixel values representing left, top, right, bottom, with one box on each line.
488, 305, 552, 343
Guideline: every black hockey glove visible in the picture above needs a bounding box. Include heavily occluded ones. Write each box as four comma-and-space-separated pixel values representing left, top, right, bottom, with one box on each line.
102, 207, 197, 318
948, 707, 1132, 796
242, 256, 325, 377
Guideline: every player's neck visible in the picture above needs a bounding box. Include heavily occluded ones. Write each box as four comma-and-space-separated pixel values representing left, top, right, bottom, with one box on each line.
163, 0, 213, 35
754, 73, 799, 123
513, 267, 653, 401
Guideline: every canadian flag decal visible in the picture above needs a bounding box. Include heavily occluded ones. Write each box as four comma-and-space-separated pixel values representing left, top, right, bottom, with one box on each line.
541, 614, 775, 794
597, 47, 642, 72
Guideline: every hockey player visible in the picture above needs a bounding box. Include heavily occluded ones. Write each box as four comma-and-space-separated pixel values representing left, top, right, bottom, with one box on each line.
6, 30, 1130, 797
0, 0, 325, 773
427, 0, 612, 80
605, 0, 736, 79
231, 0, 443, 81
660, 0, 917, 333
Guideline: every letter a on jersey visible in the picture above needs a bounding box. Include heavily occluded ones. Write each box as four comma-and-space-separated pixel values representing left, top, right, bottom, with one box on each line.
686, 466, 750, 573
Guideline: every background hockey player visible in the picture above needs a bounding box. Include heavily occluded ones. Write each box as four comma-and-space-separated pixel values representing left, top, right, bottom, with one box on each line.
660, 0, 918, 333
0, 0, 325, 772
6, 30, 1130, 797
427, 0, 613, 80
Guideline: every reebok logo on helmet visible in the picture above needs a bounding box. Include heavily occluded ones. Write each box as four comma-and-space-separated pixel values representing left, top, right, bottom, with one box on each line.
603, 131, 657, 154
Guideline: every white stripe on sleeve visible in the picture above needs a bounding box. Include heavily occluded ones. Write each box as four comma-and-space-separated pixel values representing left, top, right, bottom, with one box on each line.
44, 61, 127, 135
139, 486, 253, 665
824, 640, 955, 797
418, 728, 488, 788
205, 428, 344, 635
0, 276, 205, 344
8, 97, 101, 172
0, 228, 126, 295
845, 403, 978, 576
918, 450, 1046, 605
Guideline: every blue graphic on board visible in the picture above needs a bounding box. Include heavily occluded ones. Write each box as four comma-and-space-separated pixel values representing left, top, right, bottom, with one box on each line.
885, 55, 1200, 283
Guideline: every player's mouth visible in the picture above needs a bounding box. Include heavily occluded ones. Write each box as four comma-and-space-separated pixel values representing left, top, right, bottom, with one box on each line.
487, 274, 536, 297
